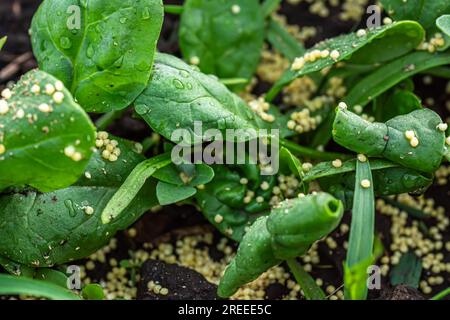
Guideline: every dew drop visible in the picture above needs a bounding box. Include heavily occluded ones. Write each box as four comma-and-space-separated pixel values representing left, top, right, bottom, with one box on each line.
64, 199, 77, 217
86, 45, 95, 58
173, 79, 184, 89
142, 7, 150, 20
135, 104, 150, 115
60, 37, 72, 49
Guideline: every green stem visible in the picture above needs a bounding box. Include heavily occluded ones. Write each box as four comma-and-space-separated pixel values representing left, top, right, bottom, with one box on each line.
280, 138, 350, 161
287, 259, 326, 300
219, 78, 249, 86
431, 287, 450, 300
164, 4, 183, 15
95, 109, 127, 131
101, 153, 172, 224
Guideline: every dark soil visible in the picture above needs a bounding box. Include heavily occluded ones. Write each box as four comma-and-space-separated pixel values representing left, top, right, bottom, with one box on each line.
137, 260, 218, 300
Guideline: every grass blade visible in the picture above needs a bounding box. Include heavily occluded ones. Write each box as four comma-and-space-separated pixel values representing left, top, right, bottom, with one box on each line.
287, 259, 326, 300
262, 0, 282, 18
0, 274, 80, 300
266, 18, 305, 61
344, 157, 375, 300
101, 153, 172, 224
431, 287, 450, 300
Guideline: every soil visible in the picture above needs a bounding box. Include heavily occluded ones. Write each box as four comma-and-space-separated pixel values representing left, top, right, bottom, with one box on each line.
0, 0, 449, 301
137, 259, 218, 300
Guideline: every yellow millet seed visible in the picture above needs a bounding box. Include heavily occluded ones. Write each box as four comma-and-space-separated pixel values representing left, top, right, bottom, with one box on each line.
360, 179, 371, 188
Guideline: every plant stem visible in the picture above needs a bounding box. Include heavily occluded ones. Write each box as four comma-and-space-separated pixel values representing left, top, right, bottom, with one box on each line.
219, 78, 249, 86
164, 4, 183, 15
287, 258, 326, 300
95, 109, 127, 131
431, 287, 450, 300
280, 138, 350, 161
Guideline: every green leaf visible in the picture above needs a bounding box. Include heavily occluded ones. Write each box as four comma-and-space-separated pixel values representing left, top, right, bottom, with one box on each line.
156, 182, 197, 205
390, 252, 422, 289
380, 0, 450, 30
0, 274, 80, 300
101, 153, 171, 224
333, 108, 446, 173
0, 36, 6, 50
33, 269, 68, 288
218, 193, 343, 298
0, 69, 95, 193
31, 0, 164, 112
376, 90, 422, 122
135, 53, 272, 144
344, 51, 450, 109
266, 21, 425, 101
279, 147, 303, 178
344, 237, 384, 301
345, 158, 374, 300
262, 0, 282, 17
287, 259, 326, 300
179, 0, 265, 89
431, 287, 450, 300
82, 283, 105, 300
0, 137, 158, 267
437, 15, 450, 36
266, 18, 305, 61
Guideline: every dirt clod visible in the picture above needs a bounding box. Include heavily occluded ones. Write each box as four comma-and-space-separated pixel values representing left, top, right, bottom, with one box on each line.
137, 260, 219, 300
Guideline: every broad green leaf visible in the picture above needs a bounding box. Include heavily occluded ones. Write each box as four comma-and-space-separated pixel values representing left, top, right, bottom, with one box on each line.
156, 182, 197, 205
381, 0, 450, 30
279, 147, 303, 178
196, 164, 276, 241
82, 283, 105, 300
179, 0, 265, 89
344, 51, 450, 109
0, 36, 6, 50
345, 159, 374, 300
31, 0, 164, 112
0, 69, 95, 193
437, 15, 450, 36
135, 53, 273, 144
286, 259, 326, 300
0, 274, 80, 300
390, 252, 422, 288
376, 90, 422, 122
317, 162, 433, 209
267, 18, 305, 61
333, 108, 446, 173
0, 137, 158, 267
101, 153, 171, 224
266, 21, 425, 101
154, 162, 215, 205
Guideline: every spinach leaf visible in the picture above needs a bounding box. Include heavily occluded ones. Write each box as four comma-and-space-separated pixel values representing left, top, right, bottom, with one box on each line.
380, 0, 450, 31
81, 283, 105, 300
179, 0, 265, 89
0, 69, 95, 193
0, 274, 80, 300
437, 15, 450, 36
218, 193, 343, 298
375, 89, 422, 122
31, 0, 164, 112
344, 51, 450, 110
196, 163, 277, 241
266, 21, 425, 101
390, 252, 422, 288
135, 53, 274, 144
0, 136, 157, 267
333, 108, 446, 173
261, 0, 282, 18
155, 163, 214, 205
